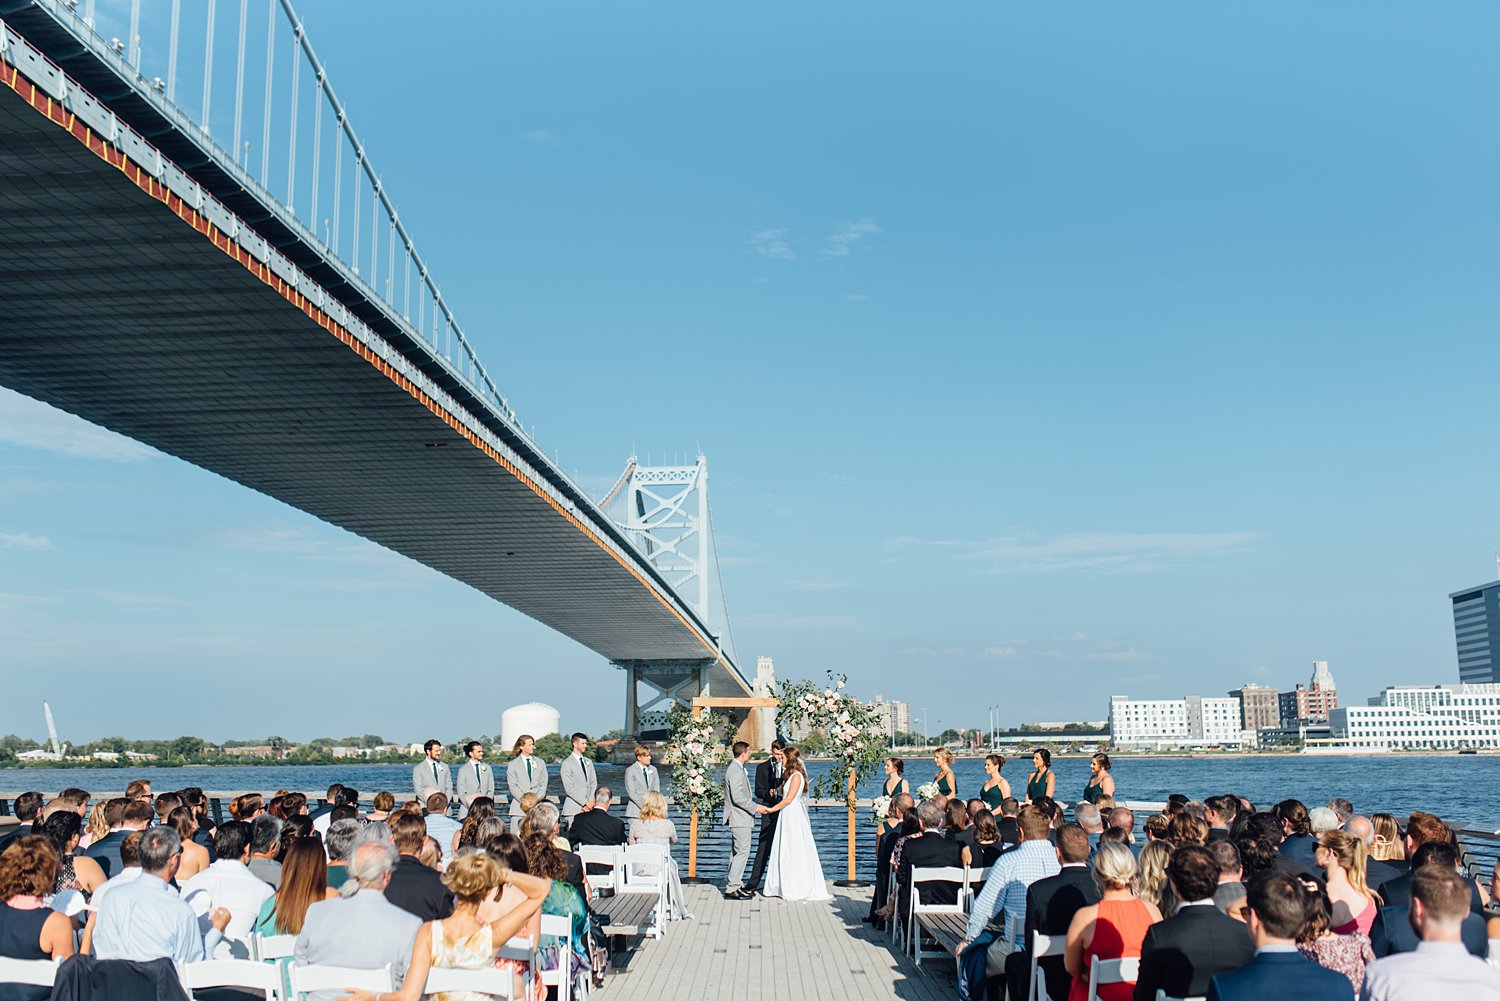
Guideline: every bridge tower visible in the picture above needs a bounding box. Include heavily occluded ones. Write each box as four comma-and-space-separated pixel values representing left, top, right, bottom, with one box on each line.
607, 455, 738, 743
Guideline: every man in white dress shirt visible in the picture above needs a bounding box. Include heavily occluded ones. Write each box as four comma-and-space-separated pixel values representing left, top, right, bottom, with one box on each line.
94, 826, 231, 967
454, 740, 495, 818
560, 732, 598, 832
412, 739, 453, 801
180, 820, 274, 959
506, 734, 549, 834
625, 744, 662, 819
424, 793, 463, 849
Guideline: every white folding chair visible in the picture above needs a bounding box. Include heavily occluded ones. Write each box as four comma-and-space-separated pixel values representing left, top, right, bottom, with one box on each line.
577, 845, 622, 895
185, 959, 282, 998
1027, 930, 1068, 1001
1154, 992, 1205, 1001
251, 933, 296, 961
983, 911, 1027, 967
539, 912, 575, 1001
908, 865, 967, 965
887, 868, 902, 945
50, 889, 87, 919
1086, 957, 1139, 1001
618, 843, 669, 934
426, 966, 518, 998
1489, 937, 1500, 969
0, 958, 57, 989
964, 866, 991, 912
288, 963, 393, 999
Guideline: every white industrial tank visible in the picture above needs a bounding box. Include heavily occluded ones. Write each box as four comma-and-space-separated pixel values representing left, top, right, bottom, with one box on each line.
500, 702, 561, 750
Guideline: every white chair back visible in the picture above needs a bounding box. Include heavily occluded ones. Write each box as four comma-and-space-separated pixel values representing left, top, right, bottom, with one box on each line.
1489, 937, 1500, 969
50, 889, 86, 918
619, 843, 668, 889
539, 913, 573, 1001
185, 959, 282, 996
0, 958, 57, 988
577, 845, 621, 893
252, 933, 297, 961
289, 962, 394, 996
1154, 991, 1206, 1001
426, 966, 517, 998
908, 865, 968, 964
1086, 957, 1140, 1001
1027, 930, 1068, 1001
963, 866, 991, 911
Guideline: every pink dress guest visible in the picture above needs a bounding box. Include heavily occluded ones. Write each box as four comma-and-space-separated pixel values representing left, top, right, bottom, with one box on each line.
1331, 899, 1376, 936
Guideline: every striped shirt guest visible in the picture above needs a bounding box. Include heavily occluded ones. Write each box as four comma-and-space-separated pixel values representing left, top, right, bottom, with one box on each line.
1360, 865, 1500, 1000
963, 804, 1060, 947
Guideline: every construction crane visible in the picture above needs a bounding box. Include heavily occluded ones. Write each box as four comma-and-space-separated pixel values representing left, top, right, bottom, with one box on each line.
42, 701, 66, 759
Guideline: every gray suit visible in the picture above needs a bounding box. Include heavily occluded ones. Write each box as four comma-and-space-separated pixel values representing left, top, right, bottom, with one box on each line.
455, 760, 495, 816
624, 763, 661, 819
722, 758, 757, 892
506, 754, 549, 833
295, 890, 422, 1001
412, 758, 452, 802
560, 753, 597, 822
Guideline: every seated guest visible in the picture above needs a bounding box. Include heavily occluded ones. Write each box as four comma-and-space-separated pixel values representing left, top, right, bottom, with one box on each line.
1205, 795, 1239, 841
180, 819, 275, 958
1295, 880, 1374, 995
167, 806, 210, 881
307, 785, 340, 824
955, 805, 1057, 1001
1242, 812, 1319, 882
1369, 842, 1488, 958
528, 802, 585, 892
1344, 815, 1402, 889
82, 831, 144, 942
255, 837, 333, 935
1205, 871, 1354, 1001
523, 835, 594, 991
1274, 800, 1319, 869
899, 800, 968, 926
1003, 823, 1099, 1001
315, 787, 359, 836
866, 793, 914, 929
1144, 814, 1172, 846
279, 792, 310, 818
1138, 841, 1174, 914
152, 793, 182, 829
453, 815, 506, 859
1134, 845, 1253, 1001
1170, 814, 1209, 848
324, 818, 361, 892
94, 826, 232, 964
945, 799, 975, 850
569, 786, 627, 869
247, 814, 284, 888
85, 798, 149, 878
628, 792, 691, 920
1063, 842, 1158, 1001
481, 834, 548, 1000
1375, 812, 1476, 905
1073, 803, 1105, 854
384, 812, 455, 922
295, 840, 422, 1001
1108, 807, 1137, 849
339, 849, 554, 1001
0, 793, 44, 851
37, 811, 106, 900
423, 793, 462, 850
1362, 865, 1500, 998
229, 793, 265, 822
1327, 798, 1354, 825
1314, 830, 1378, 935
1207, 839, 1247, 920
997, 798, 1021, 847
964, 809, 1004, 871
1309, 807, 1341, 838
367, 790, 396, 824
180, 789, 216, 851
1368, 813, 1409, 875
126, 780, 153, 805
0, 835, 75, 1000
80, 801, 109, 850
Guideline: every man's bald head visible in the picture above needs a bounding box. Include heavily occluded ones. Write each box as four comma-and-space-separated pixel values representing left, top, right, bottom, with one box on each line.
1345, 815, 1373, 846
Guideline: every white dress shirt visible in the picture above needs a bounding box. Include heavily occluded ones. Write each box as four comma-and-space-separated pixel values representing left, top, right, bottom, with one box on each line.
89, 865, 147, 913
180, 858, 274, 958
94, 871, 222, 967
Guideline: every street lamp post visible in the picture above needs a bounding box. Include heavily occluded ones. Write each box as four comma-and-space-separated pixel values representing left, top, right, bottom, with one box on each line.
922, 708, 930, 750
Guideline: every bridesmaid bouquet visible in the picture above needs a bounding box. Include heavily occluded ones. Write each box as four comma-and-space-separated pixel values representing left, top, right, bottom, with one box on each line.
870, 794, 892, 825
917, 782, 941, 802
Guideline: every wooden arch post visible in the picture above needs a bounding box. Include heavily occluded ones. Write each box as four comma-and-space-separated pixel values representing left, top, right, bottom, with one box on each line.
686, 695, 779, 880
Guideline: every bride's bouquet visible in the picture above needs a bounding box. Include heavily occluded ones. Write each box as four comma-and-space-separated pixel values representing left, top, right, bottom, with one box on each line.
917, 782, 941, 802
870, 793, 892, 825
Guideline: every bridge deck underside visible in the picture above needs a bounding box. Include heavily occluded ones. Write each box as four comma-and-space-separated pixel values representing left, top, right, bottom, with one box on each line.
0, 78, 742, 688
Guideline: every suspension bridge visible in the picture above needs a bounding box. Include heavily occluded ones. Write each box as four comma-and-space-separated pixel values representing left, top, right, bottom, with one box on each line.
0, 0, 758, 743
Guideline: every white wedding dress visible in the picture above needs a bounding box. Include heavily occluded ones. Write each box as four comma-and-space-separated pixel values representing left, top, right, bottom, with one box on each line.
764, 771, 831, 901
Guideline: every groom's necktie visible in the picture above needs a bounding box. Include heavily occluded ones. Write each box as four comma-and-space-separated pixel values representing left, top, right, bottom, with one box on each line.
474, 763, 481, 784
526, 757, 533, 781
432, 762, 439, 785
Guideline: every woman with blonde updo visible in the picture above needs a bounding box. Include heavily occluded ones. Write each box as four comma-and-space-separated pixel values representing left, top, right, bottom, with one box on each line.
1064, 842, 1158, 1001
630, 791, 692, 920
932, 748, 957, 801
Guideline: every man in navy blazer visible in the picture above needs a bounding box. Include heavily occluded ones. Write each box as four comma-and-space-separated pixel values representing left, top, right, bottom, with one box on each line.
1206, 871, 1353, 1001
1134, 845, 1253, 1001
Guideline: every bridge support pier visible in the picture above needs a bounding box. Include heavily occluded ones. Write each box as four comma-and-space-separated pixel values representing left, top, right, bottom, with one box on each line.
614, 658, 760, 759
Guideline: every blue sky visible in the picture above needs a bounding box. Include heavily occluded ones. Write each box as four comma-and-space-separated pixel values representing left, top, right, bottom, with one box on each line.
3, 1, 1498, 743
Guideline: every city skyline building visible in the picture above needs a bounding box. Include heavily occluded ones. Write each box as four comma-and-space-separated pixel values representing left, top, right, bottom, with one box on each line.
1228, 683, 1280, 731
1109, 694, 1246, 750
1279, 660, 1338, 724
866, 694, 911, 739
1328, 683, 1500, 750
1451, 581, 1500, 684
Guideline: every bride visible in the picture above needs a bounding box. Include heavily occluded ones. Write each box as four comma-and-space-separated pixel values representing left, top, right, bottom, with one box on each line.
763, 746, 831, 901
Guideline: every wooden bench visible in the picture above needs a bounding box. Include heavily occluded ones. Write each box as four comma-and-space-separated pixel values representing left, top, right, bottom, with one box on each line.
916, 912, 968, 960
598, 893, 659, 938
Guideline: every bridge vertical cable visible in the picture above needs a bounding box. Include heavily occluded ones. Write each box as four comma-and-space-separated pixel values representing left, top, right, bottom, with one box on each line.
200, 0, 214, 129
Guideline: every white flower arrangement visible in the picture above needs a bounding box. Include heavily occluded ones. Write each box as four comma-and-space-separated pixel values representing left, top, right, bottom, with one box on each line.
917, 782, 941, 801
870, 793, 893, 825
664, 706, 727, 819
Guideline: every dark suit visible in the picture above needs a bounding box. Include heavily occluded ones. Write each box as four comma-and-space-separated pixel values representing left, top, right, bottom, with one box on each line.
83, 830, 130, 879
1003, 863, 1099, 1001
569, 809, 626, 877
0, 823, 33, 853
1132, 904, 1254, 1001
1206, 950, 1353, 1001
743, 758, 783, 892
1374, 870, 1483, 913
895, 831, 964, 920
384, 856, 455, 922
996, 816, 1020, 847
1270, 852, 1320, 883
1369, 903, 1488, 958
868, 825, 903, 922
1365, 856, 1404, 889
1207, 827, 1230, 842
1278, 833, 1319, 868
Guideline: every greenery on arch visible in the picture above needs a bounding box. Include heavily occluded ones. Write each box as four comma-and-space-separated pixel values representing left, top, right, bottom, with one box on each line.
775, 671, 887, 805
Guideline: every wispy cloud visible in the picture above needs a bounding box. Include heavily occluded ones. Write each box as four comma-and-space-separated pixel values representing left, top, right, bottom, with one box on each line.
0, 388, 153, 462
739, 612, 862, 630
983, 646, 1018, 658
784, 577, 850, 592
822, 218, 879, 257
895, 530, 1260, 574
0, 532, 52, 551
84, 590, 192, 608
747, 228, 797, 261
211, 528, 323, 553
1086, 646, 1152, 663
522, 130, 559, 145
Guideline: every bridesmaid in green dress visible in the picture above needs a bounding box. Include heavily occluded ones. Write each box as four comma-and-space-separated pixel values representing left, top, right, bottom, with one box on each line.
881, 758, 910, 799
980, 754, 1010, 812
1084, 752, 1115, 804
1025, 748, 1055, 803
932, 748, 957, 801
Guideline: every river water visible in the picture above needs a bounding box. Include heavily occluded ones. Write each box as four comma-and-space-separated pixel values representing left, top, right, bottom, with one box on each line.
5, 754, 1491, 880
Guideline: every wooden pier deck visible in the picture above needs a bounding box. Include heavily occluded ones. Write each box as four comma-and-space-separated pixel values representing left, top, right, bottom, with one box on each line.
602, 883, 954, 1001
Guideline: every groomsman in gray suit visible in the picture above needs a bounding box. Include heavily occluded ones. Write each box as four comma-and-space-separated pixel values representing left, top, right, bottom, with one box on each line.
412, 739, 453, 801
506, 735, 549, 834
722, 741, 758, 900
454, 741, 494, 818
624, 744, 661, 819
559, 732, 598, 831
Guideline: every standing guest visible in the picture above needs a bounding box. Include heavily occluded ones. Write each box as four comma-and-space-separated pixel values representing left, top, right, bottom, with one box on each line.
85, 798, 150, 878
0, 835, 75, 1000
367, 790, 396, 824
125, 780, 152, 805
998, 798, 1023, 847
1328, 798, 1354, 825
294, 840, 423, 1001
1205, 871, 1354, 1001
80, 800, 109, 850
254, 837, 334, 935
569, 787, 627, 875
722, 742, 758, 899
1205, 795, 1239, 841
964, 809, 1004, 870
506, 734, 549, 835
247, 814, 284, 888
1003, 824, 1099, 1001
1063, 841, 1159, 1001
423, 793, 462, 850
1207, 839, 1247, 919
1296, 881, 1375, 994
956, 804, 1058, 999
384, 812, 455, 922
742, 740, 787, 896
932, 748, 958, 802
413, 739, 453, 802
181, 820, 275, 958
1316, 830, 1379, 935
559, 732, 598, 832
629, 792, 691, 919
864, 793, 913, 929
883, 756, 912, 803
1369, 841, 1488, 957
1369, 814, 1408, 872
37, 811, 106, 901
625, 744, 662, 819
168, 807, 210, 881
1075, 803, 1106, 855
1026, 749, 1056, 804
1138, 841, 1175, 914
1362, 865, 1500, 998
0, 794, 43, 852
978, 754, 1008, 813
1275, 800, 1319, 868
324, 818, 361, 892
94, 827, 232, 965
1133, 844, 1254, 1001
454, 740, 495, 818
1084, 753, 1115, 805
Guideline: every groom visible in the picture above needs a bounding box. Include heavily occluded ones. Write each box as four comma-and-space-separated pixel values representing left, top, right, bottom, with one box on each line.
721, 740, 757, 900
741, 738, 786, 896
